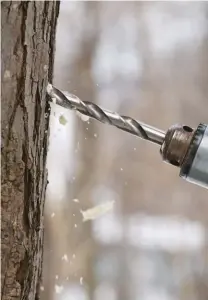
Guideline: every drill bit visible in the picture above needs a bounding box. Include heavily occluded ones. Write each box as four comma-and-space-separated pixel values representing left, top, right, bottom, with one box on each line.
47, 84, 165, 146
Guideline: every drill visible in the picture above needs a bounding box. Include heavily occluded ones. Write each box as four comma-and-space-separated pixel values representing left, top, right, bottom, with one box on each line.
47, 84, 208, 190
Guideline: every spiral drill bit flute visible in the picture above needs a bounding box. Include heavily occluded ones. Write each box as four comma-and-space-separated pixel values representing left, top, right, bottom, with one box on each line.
47, 84, 208, 190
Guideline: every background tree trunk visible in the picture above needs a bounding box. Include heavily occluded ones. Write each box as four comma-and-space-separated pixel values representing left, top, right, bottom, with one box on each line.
1, 2, 59, 300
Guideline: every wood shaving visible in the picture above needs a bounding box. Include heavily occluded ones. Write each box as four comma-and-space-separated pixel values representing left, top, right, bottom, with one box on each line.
59, 114, 67, 125
76, 111, 90, 122
80, 201, 115, 222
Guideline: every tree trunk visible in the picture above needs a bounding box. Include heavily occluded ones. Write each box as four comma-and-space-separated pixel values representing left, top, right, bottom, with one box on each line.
1, 2, 60, 300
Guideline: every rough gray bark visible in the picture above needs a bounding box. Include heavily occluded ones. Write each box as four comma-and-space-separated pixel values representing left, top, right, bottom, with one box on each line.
1, 2, 60, 299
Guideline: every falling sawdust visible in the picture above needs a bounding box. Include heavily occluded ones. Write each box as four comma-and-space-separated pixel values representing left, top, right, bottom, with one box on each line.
55, 284, 63, 294
76, 111, 90, 122
80, 201, 115, 222
59, 114, 68, 126
61, 254, 68, 262
73, 198, 79, 203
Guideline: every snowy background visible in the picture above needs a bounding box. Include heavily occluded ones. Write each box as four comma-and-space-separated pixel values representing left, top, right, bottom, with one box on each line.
41, 2, 208, 300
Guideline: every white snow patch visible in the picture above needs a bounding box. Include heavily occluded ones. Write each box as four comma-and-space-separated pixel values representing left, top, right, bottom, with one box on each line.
126, 214, 205, 252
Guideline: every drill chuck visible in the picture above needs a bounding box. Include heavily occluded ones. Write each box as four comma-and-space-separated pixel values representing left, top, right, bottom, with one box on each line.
161, 123, 208, 189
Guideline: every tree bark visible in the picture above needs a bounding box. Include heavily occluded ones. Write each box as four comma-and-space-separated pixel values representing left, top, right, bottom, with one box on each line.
1, 2, 60, 300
